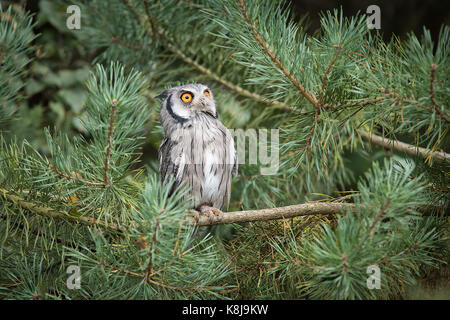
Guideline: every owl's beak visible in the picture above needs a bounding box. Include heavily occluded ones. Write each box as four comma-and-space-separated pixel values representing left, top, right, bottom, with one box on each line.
191, 98, 208, 110
191, 99, 217, 119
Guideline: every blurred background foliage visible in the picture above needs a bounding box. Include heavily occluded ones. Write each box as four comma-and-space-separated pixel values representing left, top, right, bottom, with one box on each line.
3, 0, 93, 151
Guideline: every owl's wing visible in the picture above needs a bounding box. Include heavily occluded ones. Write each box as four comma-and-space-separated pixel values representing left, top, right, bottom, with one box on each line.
232, 142, 238, 177
229, 132, 238, 177
220, 127, 238, 210
158, 137, 173, 182
159, 137, 186, 198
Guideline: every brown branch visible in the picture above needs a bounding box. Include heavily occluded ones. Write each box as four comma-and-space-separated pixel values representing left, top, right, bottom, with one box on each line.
2, 187, 353, 230
358, 130, 450, 163
104, 99, 117, 185
237, 0, 318, 107
49, 164, 106, 187
188, 202, 355, 226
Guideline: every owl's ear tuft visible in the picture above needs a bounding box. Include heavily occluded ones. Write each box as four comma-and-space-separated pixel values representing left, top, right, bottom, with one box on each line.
155, 90, 169, 100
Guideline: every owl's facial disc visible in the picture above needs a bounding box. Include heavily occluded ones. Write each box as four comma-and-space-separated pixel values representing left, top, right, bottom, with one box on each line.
166, 94, 190, 122
174, 88, 217, 119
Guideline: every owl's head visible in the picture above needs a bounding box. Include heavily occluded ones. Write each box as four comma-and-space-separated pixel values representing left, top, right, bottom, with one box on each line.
156, 83, 217, 124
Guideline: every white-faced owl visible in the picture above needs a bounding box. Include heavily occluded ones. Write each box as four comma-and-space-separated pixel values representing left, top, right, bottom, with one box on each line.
156, 84, 237, 221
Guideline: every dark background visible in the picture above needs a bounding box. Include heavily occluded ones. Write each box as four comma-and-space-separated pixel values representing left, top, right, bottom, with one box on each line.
291, 0, 449, 42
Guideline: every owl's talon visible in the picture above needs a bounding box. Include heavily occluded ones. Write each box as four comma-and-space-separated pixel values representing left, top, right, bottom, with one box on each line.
197, 205, 223, 224
192, 210, 200, 223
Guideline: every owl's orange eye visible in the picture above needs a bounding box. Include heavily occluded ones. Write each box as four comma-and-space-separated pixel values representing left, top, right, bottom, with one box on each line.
181, 92, 193, 103
204, 90, 210, 98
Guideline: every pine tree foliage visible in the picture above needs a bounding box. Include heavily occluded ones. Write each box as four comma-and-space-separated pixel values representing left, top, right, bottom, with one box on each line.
0, 1, 449, 299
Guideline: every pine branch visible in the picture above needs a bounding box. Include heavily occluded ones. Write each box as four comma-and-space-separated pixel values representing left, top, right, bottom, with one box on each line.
118, 0, 292, 111
380, 87, 449, 123
96, 259, 221, 292
49, 164, 106, 187
237, 0, 318, 107
96, 259, 188, 291
358, 130, 450, 163
0, 188, 127, 232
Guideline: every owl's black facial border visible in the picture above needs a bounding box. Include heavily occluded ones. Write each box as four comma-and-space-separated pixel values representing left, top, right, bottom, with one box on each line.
166, 94, 188, 123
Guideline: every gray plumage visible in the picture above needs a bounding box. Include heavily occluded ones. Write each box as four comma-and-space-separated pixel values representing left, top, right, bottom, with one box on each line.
157, 83, 237, 211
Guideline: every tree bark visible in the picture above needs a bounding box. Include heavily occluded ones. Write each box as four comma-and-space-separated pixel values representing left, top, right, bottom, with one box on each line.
358, 130, 450, 163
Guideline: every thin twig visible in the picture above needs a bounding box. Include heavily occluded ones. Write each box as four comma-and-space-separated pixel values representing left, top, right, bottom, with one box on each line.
331, 96, 385, 111
166, 40, 292, 110
49, 164, 106, 186
98, 260, 199, 291
358, 130, 450, 163
429, 63, 438, 109
344, 50, 377, 72
376, 242, 420, 265
110, 36, 140, 50
381, 88, 449, 123
368, 199, 392, 238
304, 109, 319, 151
319, 44, 342, 104
104, 99, 117, 185
428, 63, 447, 122
146, 220, 159, 281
